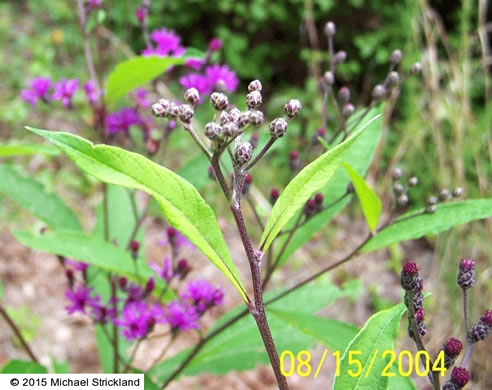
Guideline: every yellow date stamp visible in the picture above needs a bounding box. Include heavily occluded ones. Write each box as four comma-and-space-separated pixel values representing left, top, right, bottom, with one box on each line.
280, 349, 447, 378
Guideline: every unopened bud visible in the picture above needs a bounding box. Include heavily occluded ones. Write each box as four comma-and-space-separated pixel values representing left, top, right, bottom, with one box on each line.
242, 174, 253, 194
284, 99, 302, 118
229, 108, 241, 122
184, 88, 200, 106
246, 90, 262, 109
323, 71, 335, 85
450, 367, 470, 388
237, 111, 250, 128
167, 102, 179, 119
439, 189, 450, 201
248, 79, 262, 92
393, 183, 405, 195
152, 99, 169, 117
387, 71, 400, 86
235, 142, 253, 165
118, 276, 127, 289
204, 122, 223, 140
324, 21, 336, 36
452, 187, 463, 197
458, 258, 475, 290
401, 261, 420, 290
426, 204, 437, 214
408, 176, 418, 187
397, 194, 409, 208
427, 196, 437, 206
342, 103, 355, 118
178, 104, 194, 123
270, 188, 280, 204
411, 62, 422, 75
249, 110, 264, 126
145, 277, 155, 293
176, 258, 191, 280
219, 111, 232, 125
304, 198, 316, 219
289, 150, 300, 171
269, 117, 288, 138
314, 193, 323, 212
443, 337, 463, 368
338, 87, 350, 103
210, 92, 229, 110
249, 132, 259, 149
390, 49, 402, 65
347, 182, 355, 193
372, 84, 387, 100
208, 165, 216, 181
223, 122, 239, 137
392, 167, 402, 180
333, 50, 347, 64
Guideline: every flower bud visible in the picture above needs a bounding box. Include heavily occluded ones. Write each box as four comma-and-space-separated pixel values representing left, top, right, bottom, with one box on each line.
392, 167, 402, 180
136, 7, 148, 23
184, 87, 200, 106
152, 99, 170, 117
270, 188, 280, 204
208, 38, 222, 52
401, 261, 419, 289
397, 194, 409, 208
393, 183, 405, 195
65, 269, 74, 289
372, 84, 387, 100
242, 174, 253, 195
208, 165, 216, 181
246, 90, 262, 109
347, 182, 355, 193
342, 103, 355, 118
304, 198, 317, 219
450, 367, 470, 388
229, 107, 241, 122
324, 21, 336, 36
427, 196, 437, 206
410, 62, 422, 75
426, 204, 437, 214
269, 118, 288, 138
452, 187, 463, 197
118, 276, 127, 290
323, 71, 335, 85
408, 176, 418, 187
249, 132, 259, 149
204, 122, 223, 140
314, 193, 323, 212
248, 79, 262, 92
289, 150, 300, 171
176, 258, 191, 280
443, 337, 463, 369
387, 71, 400, 86
390, 49, 403, 65
210, 92, 229, 110
333, 50, 347, 64
223, 122, 239, 137
167, 102, 180, 119
178, 104, 194, 124
145, 277, 155, 293
470, 312, 492, 343
237, 111, 250, 128
130, 240, 140, 252
439, 189, 450, 201
235, 142, 253, 165
458, 258, 475, 289
219, 110, 232, 125
338, 87, 350, 103
249, 110, 264, 126
284, 99, 302, 118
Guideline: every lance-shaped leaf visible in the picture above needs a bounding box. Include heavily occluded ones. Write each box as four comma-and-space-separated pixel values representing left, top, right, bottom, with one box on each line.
343, 162, 382, 232
0, 143, 60, 157
13, 229, 173, 301
333, 303, 407, 390
260, 114, 381, 252
1, 360, 47, 374
363, 199, 492, 252
0, 164, 81, 231
104, 56, 185, 105
25, 128, 247, 302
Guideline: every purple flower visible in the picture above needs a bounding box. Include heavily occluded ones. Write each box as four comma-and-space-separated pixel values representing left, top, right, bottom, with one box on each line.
158, 227, 194, 251
205, 64, 239, 93
105, 107, 142, 135
65, 259, 90, 272
20, 77, 51, 105
90, 303, 116, 324
114, 301, 164, 340
185, 58, 205, 71
52, 78, 79, 108
136, 7, 148, 23
143, 27, 186, 57
84, 80, 102, 105
132, 88, 151, 109
181, 279, 224, 313
124, 283, 144, 304
87, 0, 102, 9
151, 256, 173, 282
208, 38, 222, 52
65, 285, 100, 315
179, 73, 212, 96
164, 301, 200, 331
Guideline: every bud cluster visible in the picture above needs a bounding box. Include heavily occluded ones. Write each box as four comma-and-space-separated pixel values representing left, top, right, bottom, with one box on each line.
401, 261, 426, 338
442, 367, 470, 389
304, 193, 324, 219
442, 337, 464, 369
470, 309, 492, 344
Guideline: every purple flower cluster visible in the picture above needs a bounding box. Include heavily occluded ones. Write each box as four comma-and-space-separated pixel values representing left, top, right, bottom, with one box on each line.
21, 77, 51, 105
179, 64, 239, 96
142, 27, 186, 57
21, 77, 83, 108
181, 279, 224, 314
105, 107, 142, 135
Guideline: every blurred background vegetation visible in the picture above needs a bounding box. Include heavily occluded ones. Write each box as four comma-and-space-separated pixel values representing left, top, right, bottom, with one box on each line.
0, 0, 491, 386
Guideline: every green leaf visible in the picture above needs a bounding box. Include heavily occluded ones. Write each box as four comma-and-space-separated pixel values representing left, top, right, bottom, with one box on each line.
150, 281, 352, 382
0, 278, 3, 300
343, 162, 382, 231
25, 128, 247, 302
51, 358, 70, 373
0, 143, 60, 157
333, 303, 407, 390
1, 360, 47, 373
275, 107, 382, 266
269, 310, 415, 390
363, 199, 492, 252
13, 230, 173, 301
0, 164, 81, 231
104, 56, 185, 105
260, 113, 382, 252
